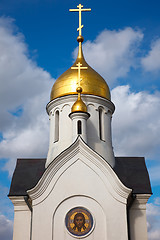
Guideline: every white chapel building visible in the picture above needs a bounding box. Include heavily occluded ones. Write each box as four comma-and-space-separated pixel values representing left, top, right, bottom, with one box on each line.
9, 3, 152, 240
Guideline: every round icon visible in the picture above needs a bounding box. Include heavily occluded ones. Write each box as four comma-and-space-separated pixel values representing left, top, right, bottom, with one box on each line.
65, 207, 94, 237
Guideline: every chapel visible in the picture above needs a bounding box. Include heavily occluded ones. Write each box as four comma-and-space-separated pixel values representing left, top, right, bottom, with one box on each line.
9, 3, 152, 240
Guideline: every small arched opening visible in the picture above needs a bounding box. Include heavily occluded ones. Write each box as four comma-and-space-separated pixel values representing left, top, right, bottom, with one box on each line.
77, 120, 82, 135
54, 110, 59, 142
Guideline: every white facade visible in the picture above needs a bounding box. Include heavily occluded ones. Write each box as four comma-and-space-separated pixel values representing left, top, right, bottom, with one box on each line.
28, 138, 131, 240
46, 94, 115, 168
9, 138, 151, 240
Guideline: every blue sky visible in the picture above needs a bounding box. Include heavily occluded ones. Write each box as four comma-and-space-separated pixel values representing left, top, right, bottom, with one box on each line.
0, 0, 160, 239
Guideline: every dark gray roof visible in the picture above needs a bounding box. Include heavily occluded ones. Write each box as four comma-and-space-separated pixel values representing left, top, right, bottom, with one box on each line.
9, 157, 152, 196
9, 159, 46, 196
114, 157, 152, 194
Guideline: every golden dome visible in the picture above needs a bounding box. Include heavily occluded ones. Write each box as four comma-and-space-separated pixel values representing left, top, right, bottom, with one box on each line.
71, 87, 87, 113
50, 42, 110, 101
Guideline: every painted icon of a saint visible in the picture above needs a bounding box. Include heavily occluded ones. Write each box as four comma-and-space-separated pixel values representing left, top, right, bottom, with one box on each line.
72, 212, 86, 232
65, 207, 94, 236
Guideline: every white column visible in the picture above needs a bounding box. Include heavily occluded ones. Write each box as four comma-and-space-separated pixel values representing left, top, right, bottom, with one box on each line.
48, 111, 54, 146
9, 196, 31, 240
104, 110, 112, 143
129, 194, 151, 240
69, 112, 90, 143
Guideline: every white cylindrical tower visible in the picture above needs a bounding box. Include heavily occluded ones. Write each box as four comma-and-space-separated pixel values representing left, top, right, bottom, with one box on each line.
69, 112, 90, 142
69, 87, 90, 142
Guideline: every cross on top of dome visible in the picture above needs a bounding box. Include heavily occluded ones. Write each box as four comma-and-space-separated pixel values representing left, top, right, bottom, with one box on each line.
69, 3, 91, 37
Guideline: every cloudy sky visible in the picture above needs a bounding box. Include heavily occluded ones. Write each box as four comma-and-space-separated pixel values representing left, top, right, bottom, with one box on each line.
0, 0, 160, 239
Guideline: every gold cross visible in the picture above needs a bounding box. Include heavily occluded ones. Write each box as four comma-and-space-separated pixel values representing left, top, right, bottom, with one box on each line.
71, 62, 88, 86
69, 4, 91, 36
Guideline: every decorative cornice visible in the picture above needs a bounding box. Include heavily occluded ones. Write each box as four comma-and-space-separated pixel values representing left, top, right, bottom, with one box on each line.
9, 196, 31, 211
131, 194, 151, 210
69, 111, 90, 119
46, 94, 115, 115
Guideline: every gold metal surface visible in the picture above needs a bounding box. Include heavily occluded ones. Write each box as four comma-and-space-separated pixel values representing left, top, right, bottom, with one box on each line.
69, 4, 91, 36
71, 87, 87, 113
50, 43, 111, 101
50, 3, 110, 101
71, 61, 88, 87
77, 35, 84, 43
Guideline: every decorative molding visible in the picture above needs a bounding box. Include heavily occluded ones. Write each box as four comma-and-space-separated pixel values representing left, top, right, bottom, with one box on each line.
105, 110, 112, 116
61, 104, 71, 112
53, 107, 60, 114
86, 103, 96, 109
28, 137, 131, 205
69, 111, 90, 120
9, 196, 30, 211
46, 95, 115, 115
131, 194, 151, 210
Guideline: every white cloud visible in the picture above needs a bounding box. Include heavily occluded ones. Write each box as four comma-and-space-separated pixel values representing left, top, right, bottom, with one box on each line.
154, 197, 160, 205
149, 231, 160, 240
73, 27, 143, 85
0, 215, 13, 240
111, 85, 160, 161
0, 17, 53, 131
141, 38, 160, 72
147, 203, 160, 240
0, 17, 54, 175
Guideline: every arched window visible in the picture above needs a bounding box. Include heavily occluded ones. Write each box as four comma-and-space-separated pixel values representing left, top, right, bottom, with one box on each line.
99, 108, 105, 141
54, 110, 59, 142
77, 120, 82, 135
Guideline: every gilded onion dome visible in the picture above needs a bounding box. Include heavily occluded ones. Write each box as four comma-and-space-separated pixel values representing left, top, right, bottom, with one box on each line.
71, 87, 87, 113
50, 37, 111, 101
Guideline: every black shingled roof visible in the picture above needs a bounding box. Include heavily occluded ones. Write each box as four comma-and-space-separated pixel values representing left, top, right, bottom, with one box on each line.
114, 157, 152, 194
8, 157, 152, 196
9, 159, 46, 196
